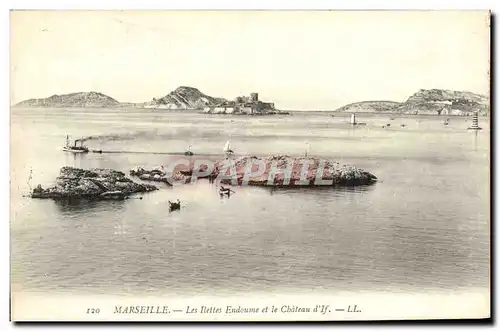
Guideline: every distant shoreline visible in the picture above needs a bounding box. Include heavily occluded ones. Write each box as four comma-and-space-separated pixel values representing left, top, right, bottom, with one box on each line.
11, 106, 490, 117
12, 87, 490, 117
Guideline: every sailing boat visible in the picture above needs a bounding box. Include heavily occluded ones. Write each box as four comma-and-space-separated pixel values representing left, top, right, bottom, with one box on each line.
223, 139, 234, 156
224, 122, 235, 157
62, 135, 89, 153
184, 144, 194, 156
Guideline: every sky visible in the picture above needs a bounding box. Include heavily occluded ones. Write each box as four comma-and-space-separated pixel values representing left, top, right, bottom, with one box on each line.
10, 10, 490, 110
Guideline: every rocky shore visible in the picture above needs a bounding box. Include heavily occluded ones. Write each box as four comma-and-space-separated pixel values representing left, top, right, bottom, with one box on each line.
213, 155, 377, 186
130, 155, 377, 187
31, 167, 157, 200
129, 166, 191, 184
29, 156, 376, 202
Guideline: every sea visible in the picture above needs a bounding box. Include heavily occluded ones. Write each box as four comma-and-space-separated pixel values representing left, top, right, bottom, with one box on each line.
10, 108, 490, 300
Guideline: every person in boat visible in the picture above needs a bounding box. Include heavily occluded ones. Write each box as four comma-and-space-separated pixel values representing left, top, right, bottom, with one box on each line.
168, 199, 181, 211
219, 186, 235, 198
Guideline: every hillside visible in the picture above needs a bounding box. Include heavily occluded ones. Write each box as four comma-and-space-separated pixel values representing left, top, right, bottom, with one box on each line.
398, 89, 490, 115
144, 86, 227, 110
334, 101, 402, 113
334, 89, 490, 116
13, 92, 120, 108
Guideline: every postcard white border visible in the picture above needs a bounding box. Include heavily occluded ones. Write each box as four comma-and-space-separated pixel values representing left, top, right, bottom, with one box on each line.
3, 0, 497, 330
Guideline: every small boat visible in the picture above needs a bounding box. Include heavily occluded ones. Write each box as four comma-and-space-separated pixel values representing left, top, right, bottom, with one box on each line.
219, 186, 235, 197
168, 199, 181, 212
63, 135, 89, 153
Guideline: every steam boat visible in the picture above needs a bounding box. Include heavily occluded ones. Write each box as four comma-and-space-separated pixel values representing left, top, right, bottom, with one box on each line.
63, 135, 89, 153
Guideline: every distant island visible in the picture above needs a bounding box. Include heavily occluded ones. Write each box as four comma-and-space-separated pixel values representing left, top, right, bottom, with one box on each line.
146, 86, 284, 115
14, 91, 121, 108
334, 89, 490, 116
13, 86, 287, 115
13, 87, 489, 116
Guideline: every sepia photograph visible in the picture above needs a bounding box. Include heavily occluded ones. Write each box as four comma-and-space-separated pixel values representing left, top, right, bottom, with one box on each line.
9, 10, 491, 321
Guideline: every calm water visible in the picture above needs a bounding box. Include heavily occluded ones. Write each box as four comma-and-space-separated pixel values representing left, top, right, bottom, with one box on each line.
10, 109, 490, 297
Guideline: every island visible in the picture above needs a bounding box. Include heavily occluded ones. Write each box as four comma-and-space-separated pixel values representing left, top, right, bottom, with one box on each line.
212, 155, 377, 186
129, 155, 378, 187
13, 86, 288, 115
30, 167, 158, 200
334, 89, 489, 116
13, 91, 121, 108
145, 86, 287, 115
29, 156, 376, 202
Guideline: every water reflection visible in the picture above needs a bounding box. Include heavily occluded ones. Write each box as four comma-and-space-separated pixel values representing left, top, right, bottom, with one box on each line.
264, 183, 377, 196
113, 220, 129, 236
54, 197, 126, 213
65, 151, 88, 167
473, 130, 479, 151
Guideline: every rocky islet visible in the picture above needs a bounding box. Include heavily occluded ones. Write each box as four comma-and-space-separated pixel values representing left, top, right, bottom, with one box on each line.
31, 166, 157, 200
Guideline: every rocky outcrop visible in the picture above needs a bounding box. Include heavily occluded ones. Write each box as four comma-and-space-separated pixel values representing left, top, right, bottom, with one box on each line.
213, 155, 377, 187
14, 92, 120, 108
129, 166, 190, 184
131, 155, 377, 187
334, 89, 489, 116
31, 167, 157, 200
144, 86, 226, 110
144, 86, 285, 115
